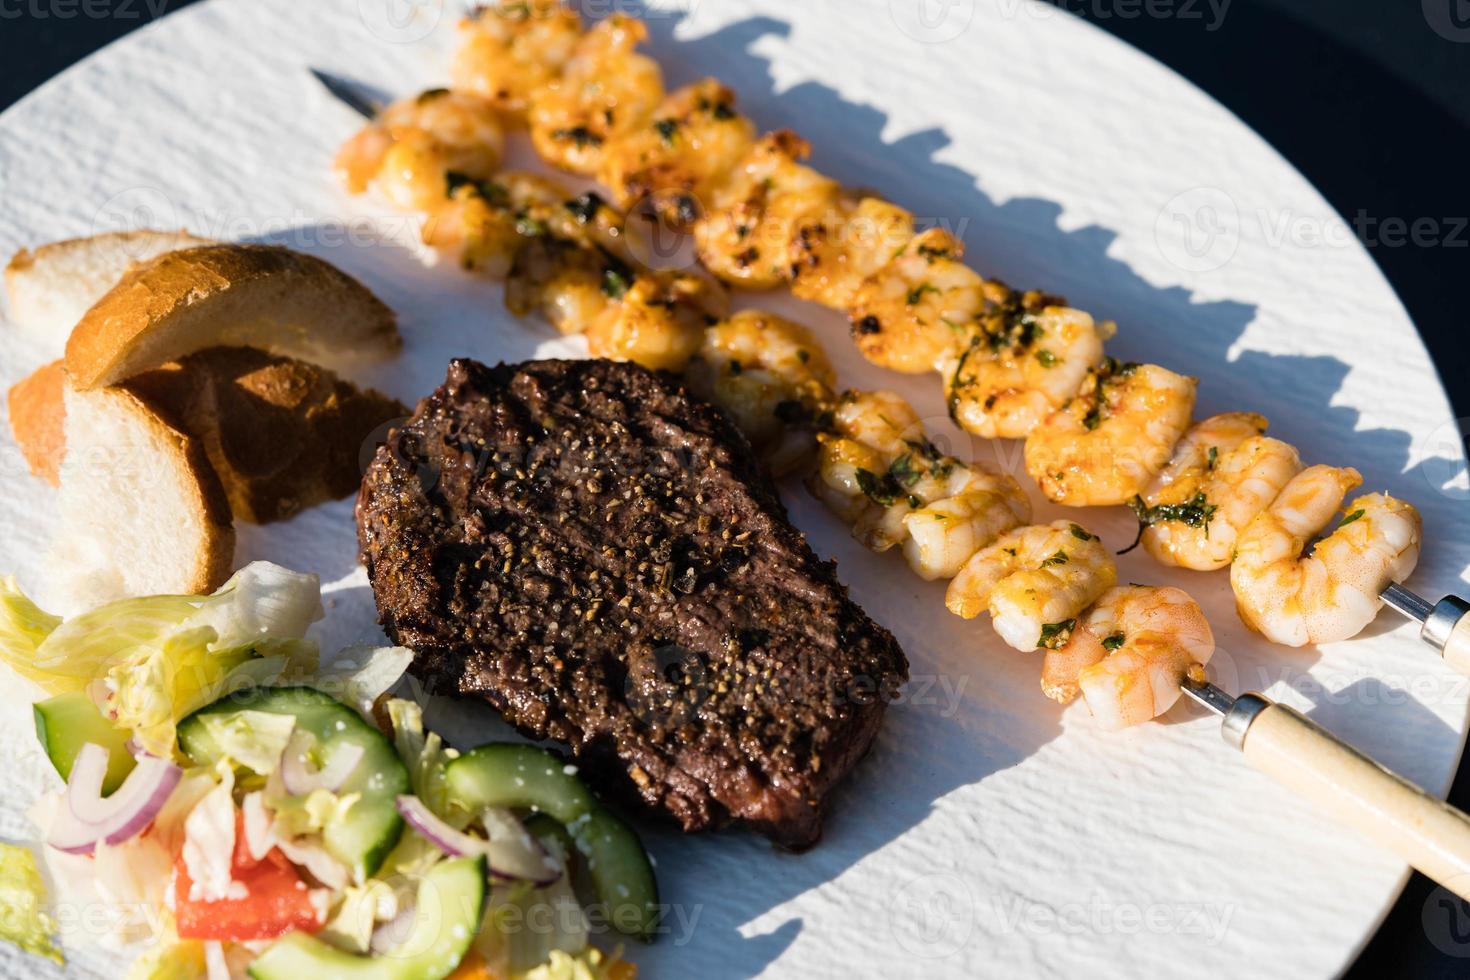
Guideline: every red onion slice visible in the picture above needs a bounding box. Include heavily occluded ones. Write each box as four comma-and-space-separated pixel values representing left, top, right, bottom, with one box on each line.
395, 795, 560, 885
48, 743, 182, 854
279, 730, 364, 795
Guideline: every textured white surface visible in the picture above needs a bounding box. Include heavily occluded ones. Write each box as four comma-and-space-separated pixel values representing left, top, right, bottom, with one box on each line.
0, 1, 1467, 977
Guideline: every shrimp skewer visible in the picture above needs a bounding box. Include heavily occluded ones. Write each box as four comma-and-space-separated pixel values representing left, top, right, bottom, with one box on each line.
328, 14, 1448, 660
1231, 465, 1422, 646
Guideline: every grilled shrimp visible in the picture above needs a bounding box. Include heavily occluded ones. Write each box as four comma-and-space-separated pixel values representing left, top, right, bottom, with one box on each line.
1230, 465, 1422, 646
942, 291, 1112, 439
946, 520, 1117, 651
423, 174, 634, 332
424, 171, 600, 277
506, 235, 620, 334
685, 311, 837, 475
334, 89, 506, 213
789, 196, 916, 310
1133, 413, 1302, 571
451, 0, 582, 116
849, 229, 985, 374
900, 466, 1031, 581
1040, 585, 1214, 730
693, 131, 843, 289
584, 268, 729, 371
597, 79, 756, 226
810, 390, 925, 523
528, 15, 663, 175
1023, 359, 1197, 506
811, 393, 1029, 571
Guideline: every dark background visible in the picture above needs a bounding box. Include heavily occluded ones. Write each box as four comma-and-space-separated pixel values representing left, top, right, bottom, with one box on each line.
2, 0, 1467, 974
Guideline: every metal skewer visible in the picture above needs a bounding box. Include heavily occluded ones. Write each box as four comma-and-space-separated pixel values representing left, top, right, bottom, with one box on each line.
1381, 582, 1470, 673
310, 68, 382, 120
1182, 673, 1470, 899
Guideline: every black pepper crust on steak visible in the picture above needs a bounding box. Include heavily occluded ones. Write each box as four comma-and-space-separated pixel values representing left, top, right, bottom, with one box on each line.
356, 358, 908, 849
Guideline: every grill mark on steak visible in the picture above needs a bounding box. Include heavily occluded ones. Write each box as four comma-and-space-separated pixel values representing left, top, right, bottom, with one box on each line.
357, 358, 908, 849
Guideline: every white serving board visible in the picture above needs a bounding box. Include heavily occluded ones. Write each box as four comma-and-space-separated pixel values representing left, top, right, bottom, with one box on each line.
0, 1, 1467, 976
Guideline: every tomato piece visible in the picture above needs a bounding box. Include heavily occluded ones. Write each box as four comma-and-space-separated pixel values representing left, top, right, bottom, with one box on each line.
174, 844, 324, 942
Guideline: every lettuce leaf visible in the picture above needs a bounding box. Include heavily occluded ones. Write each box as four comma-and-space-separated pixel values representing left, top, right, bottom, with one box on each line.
4, 563, 323, 757
185, 563, 323, 648
0, 843, 62, 964
194, 709, 297, 775
314, 644, 414, 718
386, 699, 464, 825
0, 577, 69, 692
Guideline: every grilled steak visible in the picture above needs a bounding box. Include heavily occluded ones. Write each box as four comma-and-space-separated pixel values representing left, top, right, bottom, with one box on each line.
357, 358, 908, 848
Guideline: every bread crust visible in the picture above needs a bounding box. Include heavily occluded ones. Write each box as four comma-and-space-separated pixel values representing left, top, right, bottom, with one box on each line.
5, 230, 215, 341
7, 359, 66, 486
64, 244, 401, 389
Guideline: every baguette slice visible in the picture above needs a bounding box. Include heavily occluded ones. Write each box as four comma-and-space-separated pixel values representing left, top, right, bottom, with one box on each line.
45, 382, 235, 613
65, 244, 401, 390
8, 349, 407, 523
4, 229, 213, 343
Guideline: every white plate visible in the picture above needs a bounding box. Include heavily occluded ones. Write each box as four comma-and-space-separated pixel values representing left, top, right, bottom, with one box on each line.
1, 1, 1467, 976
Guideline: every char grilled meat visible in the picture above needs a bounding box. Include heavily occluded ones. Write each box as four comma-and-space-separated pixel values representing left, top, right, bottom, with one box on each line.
357, 358, 908, 849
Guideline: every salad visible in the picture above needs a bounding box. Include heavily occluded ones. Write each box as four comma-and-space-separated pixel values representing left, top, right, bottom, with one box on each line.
0, 563, 654, 980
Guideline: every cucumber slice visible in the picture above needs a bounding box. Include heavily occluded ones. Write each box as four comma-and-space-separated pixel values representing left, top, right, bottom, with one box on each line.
34, 692, 134, 794
444, 744, 659, 940
178, 686, 409, 879
247, 855, 486, 980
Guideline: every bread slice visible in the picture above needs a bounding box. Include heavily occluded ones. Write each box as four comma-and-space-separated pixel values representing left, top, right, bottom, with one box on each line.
45, 381, 235, 612
7, 359, 66, 486
8, 349, 407, 523
126, 348, 408, 523
65, 244, 401, 390
4, 229, 213, 343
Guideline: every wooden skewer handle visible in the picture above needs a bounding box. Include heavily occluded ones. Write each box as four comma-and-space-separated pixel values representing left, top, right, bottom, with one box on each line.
1237, 699, 1470, 900
1439, 614, 1470, 676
